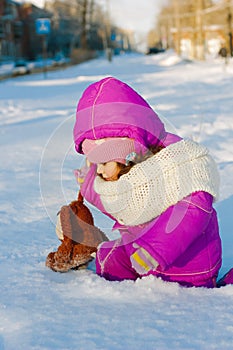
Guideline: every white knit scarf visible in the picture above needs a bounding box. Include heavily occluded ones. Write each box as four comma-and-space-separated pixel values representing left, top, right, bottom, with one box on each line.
94, 139, 219, 226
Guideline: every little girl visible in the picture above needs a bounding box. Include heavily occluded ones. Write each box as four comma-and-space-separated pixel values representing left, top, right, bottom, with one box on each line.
71, 76, 226, 288
47, 76, 233, 287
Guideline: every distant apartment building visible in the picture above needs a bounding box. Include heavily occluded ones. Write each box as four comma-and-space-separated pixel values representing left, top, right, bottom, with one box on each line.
0, 0, 51, 61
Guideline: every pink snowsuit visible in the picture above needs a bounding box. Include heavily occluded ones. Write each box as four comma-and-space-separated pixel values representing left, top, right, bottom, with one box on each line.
73, 77, 222, 287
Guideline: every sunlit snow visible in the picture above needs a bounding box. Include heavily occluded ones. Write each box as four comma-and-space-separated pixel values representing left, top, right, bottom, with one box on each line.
0, 50, 233, 350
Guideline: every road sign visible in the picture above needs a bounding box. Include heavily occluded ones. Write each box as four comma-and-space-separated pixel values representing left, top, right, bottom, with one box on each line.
35, 18, 51, 35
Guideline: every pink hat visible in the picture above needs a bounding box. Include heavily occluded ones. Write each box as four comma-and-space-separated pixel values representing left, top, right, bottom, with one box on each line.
82, 138, 136, 164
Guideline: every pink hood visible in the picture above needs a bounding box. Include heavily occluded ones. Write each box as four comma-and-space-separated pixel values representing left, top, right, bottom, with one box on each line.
74, 77, 179, 154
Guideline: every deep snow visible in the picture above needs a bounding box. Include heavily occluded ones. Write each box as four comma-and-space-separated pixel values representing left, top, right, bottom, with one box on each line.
0, 51, 233, 350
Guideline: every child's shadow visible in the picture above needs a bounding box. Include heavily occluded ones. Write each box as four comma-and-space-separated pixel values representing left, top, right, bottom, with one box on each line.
216, 195, 233, 275
0, 335, 5, 350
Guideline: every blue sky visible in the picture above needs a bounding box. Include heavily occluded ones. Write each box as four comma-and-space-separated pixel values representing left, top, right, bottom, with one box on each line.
109, 0, 164, 33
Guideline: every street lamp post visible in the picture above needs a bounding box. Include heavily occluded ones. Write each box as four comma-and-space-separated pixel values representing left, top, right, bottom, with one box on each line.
35, 18, 51, 78
227, 5, 232, 57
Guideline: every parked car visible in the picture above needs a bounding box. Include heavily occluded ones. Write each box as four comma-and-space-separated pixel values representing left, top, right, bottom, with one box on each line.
147, 47, 166, 55
53, 53, 67, 66
12, 60, 31, 76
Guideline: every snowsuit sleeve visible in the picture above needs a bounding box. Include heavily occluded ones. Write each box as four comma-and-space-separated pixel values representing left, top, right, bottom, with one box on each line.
78, 163, 117, 221
129, 191, 215, 273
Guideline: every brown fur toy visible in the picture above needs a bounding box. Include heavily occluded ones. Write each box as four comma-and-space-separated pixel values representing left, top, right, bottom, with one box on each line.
46, 192, 108, 272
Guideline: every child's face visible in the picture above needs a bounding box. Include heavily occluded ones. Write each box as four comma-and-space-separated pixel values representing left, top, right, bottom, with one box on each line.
96, 161, 121, 181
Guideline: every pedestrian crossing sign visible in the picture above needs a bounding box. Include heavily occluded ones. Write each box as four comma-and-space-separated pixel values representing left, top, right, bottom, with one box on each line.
36, 18, 51, 35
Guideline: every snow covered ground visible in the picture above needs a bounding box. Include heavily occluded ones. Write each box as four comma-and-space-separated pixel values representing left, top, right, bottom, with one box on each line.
0, 50, 233, 350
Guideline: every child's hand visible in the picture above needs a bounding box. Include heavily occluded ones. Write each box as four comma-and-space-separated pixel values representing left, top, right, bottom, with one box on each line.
55, 213, 63, 240
74, 159, 91, 185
